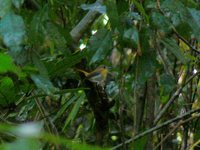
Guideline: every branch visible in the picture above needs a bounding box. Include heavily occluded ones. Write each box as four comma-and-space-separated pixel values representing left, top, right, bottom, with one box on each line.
112, 108, 200, 150
173, 28, 200, 55
154, 114, 199, 149
70, 0, 103, 43
154, 71, 200, 124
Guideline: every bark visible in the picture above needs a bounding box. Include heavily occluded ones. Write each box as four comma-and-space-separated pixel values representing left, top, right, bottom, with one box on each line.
144, 74, 156, 150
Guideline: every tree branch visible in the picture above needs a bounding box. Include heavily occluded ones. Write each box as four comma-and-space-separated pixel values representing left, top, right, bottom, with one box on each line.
172, 28, 200, 55
154, 71, 200, 124
112, 108, 200, 150
70, 0, 103, 43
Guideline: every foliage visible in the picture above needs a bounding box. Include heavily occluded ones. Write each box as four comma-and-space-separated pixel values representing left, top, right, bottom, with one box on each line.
0, 0, 200, 150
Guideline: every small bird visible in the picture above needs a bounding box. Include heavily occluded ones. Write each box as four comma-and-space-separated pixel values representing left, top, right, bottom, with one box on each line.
76, 65, 108, 86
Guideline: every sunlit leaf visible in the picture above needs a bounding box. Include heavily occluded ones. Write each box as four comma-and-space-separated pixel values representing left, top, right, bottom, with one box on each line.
0, 53, 19, 73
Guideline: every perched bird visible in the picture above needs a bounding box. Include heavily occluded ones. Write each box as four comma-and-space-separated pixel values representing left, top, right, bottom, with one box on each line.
76, 65, 108, 86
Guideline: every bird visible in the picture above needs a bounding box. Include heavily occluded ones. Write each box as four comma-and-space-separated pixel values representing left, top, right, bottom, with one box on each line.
76, 65, 108, 86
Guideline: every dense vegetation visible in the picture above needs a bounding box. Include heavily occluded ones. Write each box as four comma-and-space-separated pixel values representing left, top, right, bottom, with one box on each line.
0, 0, 200, 149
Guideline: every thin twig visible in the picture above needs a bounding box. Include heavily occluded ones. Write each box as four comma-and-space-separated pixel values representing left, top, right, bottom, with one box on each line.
172, 28, 200, 55
154, 114, 200, 150
111, 108, 200, 150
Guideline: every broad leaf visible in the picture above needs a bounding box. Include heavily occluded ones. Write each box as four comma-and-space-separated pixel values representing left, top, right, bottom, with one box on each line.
123, 27, 139, 48
187, 8, 200, 41
0, 53, 19, 73
0, 0, 12, 18
31, 74, 57, 95
0, 12, 25, 48
12, 0, 24, 9
150, 12, 171, 33
89, 29, 112, 64
105, 0, 120, 30
162, 38, 188, 64
81, 2, 106, 14
0, 77, 16, 106
134, 51, 158, 85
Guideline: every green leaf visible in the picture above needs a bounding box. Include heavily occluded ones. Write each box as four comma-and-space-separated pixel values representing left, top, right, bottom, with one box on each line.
32, 53, 48, 78
187, 8, 200, 41
0, 77, 16, 106
29, 5, 49, 44
54, 95, 79, 121
161, 38, 188, 64
135, 51, 158, 85
160, 0, 198, 39
81, 2, 106, 14
0, 53, 25, 78
0, 0, 12, 18
12, 0, 24, 9
132, 136, 147, 150
89, 29, 112, 64
31, 74, 57, 95
47, 51, 87, 77
160, 74, 175, 94
0, 53, 19, 73
123, 27, 139, 48
105, 0, 120, 30
131, 0, 149, 23
62, 92, 85, 130
0, 12, 26, 48
160, 73, 175, 103
150, 12, 171, 33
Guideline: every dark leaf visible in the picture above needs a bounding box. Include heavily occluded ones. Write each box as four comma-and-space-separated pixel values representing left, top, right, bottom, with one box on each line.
135, 51, 159, 85
123, 27, 139, 48
89, 29, 112, 64
105, 0, 120, 30
162, 38, 188, 64
0, 77, 16, 106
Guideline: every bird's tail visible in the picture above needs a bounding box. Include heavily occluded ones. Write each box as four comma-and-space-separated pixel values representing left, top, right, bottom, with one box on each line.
76, 68, 89, 77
